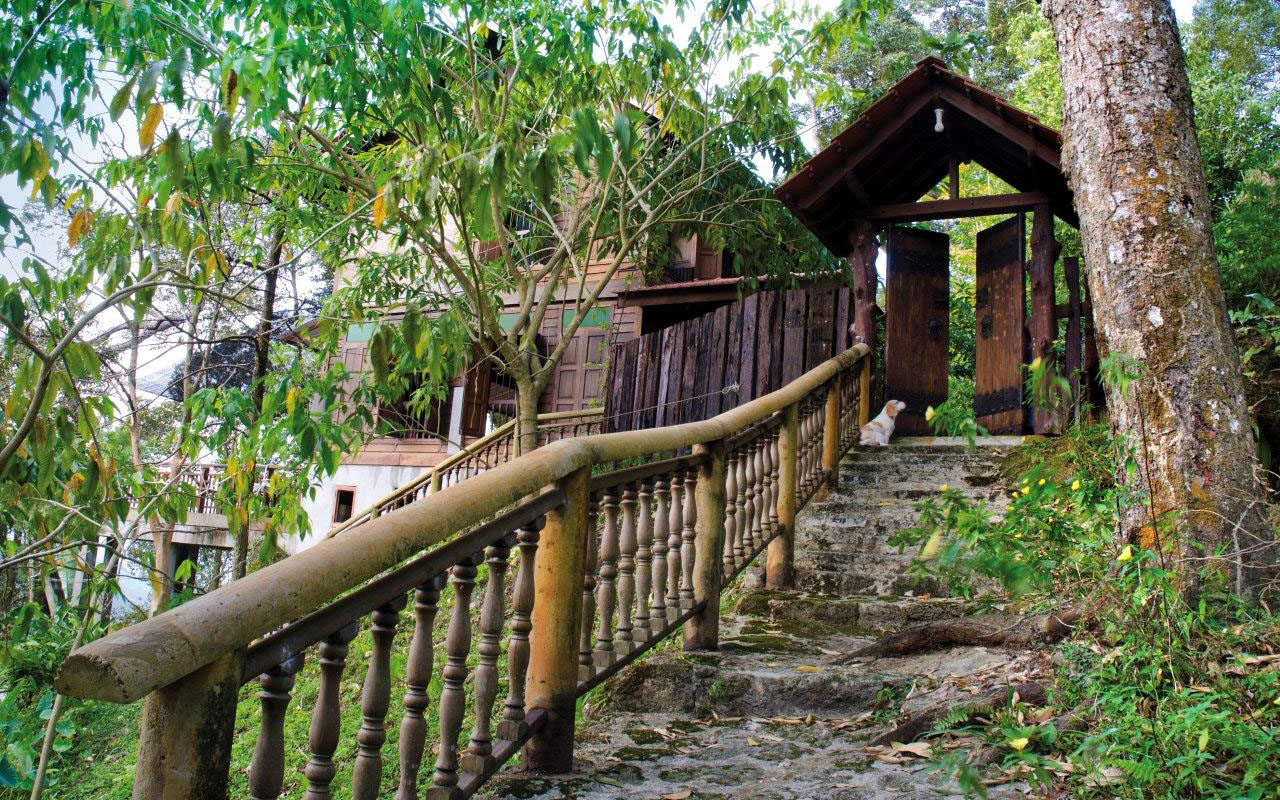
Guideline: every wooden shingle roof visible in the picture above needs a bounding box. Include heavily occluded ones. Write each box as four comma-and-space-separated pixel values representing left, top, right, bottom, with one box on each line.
776, 57, 1075, 255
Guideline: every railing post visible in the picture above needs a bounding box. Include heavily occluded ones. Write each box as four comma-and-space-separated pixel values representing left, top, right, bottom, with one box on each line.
683, 440, 726, 650
523, 467, 588, 773
132, 651, 243, 800
767, 401, 799, 589
858, 356, 872, 428
821, 375, 842, 495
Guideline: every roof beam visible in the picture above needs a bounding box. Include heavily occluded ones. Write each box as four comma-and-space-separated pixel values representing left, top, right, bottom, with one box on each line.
798, 89, 937, 211
854, 191, 1051, 223
937, 86, 1061, 169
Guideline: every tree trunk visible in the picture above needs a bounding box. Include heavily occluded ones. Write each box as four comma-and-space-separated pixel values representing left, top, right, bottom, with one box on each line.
1042, 0, 1276, 598
515, 375, 541, 457
233, 227, 284, 580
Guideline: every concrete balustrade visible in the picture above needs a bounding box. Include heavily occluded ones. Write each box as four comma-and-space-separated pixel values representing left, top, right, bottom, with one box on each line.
55, 344, 870, 800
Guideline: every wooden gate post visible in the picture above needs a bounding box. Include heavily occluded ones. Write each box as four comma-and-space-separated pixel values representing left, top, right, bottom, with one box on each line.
1029, 203, 1061, 433
132, 651, 243, 800
523, 467, 588, 773
820, 376, 842, 494
766, 402, 800, 589
684, 440, 726, 650
858, 356, 872, 428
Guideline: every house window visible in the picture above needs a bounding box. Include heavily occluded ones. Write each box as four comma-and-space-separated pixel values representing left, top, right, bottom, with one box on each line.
333, 487, 356, 523
379, 375, 452, 440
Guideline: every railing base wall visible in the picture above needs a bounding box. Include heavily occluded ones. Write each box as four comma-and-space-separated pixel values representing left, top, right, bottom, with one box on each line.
133, 651, 243, 800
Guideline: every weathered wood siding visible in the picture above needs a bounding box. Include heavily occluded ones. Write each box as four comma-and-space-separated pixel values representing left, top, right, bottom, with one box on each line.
601, 286, 854, 433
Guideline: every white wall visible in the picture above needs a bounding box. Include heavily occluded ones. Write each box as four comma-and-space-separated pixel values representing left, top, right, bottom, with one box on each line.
290, 463, 429, 553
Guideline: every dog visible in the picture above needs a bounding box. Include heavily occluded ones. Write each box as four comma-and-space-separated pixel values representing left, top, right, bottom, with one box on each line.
859, 400, 907, 446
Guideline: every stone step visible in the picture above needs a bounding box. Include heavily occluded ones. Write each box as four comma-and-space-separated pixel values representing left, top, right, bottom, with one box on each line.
810, 486, 1011, 510
595, 604, 1014, 718
794, 558, 928, 597
837, 469, 1004, 488
842, 449, 1011, 466
484, 592, 1030, 800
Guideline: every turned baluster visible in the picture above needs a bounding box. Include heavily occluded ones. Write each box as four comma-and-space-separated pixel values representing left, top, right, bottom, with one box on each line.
593, 489, 620, 670
650, 476, 670, 631
633, 479, 653, 643
499, 522, 540, 741
578, 495, 600, 683
769, 433, 782, 532
303, 622, 359, 800
396, 576, 443, 800
732, 448, 748, 568
666, 472, 683, 619
431, 555, 480, 794
797, 401, 811, 495
741, 440, 757, 556
464, 536, 513, 775
352, 596, 407, 800
759, 432, 775, 538
812, 398, 824, 484
721, 452, 739, 577
614, 484, 638, 654
248, 654, 304, 800
680, 469, 697, 608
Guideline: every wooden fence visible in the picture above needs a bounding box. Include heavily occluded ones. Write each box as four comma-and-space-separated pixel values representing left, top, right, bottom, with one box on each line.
604, 284, 855, 432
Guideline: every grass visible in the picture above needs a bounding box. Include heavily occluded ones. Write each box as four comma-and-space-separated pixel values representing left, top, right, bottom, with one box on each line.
29, 553, 740, 800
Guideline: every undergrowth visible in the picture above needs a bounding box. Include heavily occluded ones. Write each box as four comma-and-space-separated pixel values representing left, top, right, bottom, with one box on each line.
894, 424, 1280, 798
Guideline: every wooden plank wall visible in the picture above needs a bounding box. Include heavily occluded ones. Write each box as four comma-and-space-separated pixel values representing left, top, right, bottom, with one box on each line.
602, 286, 855, 433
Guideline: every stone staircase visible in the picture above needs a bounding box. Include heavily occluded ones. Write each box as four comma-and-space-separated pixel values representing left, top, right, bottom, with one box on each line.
797, 437, 1021, 596
485, 438, 1028, 800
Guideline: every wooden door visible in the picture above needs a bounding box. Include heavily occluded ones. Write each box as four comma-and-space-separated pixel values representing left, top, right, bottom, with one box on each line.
974, 215, 1026, 433
885, 227, 950, 435
550, 329, 610, 412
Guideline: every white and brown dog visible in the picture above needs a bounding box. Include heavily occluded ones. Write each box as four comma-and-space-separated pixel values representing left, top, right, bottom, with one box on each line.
859, 400, 907, 446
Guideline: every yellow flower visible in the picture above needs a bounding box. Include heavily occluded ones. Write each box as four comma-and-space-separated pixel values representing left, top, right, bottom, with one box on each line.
1071, 479, 1082, 491
1030, 356, 1043, 371
1021, 487, 1031, 496
1117, 544, 1134, 563
1038, 478, 1046, 486
940, 483, 950, 493
925, 405, 936, 422
1008, 737, 1029, 751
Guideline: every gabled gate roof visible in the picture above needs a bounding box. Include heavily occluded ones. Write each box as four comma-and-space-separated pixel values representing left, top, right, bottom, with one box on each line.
776, 57, 1074, 255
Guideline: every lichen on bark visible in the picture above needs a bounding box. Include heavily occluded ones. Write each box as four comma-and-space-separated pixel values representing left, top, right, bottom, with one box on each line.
1041, 0, 1276, 598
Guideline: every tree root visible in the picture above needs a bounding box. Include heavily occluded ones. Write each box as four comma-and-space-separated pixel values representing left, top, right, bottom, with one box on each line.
842, 608, 1084, 660
869, 681, 1048, 747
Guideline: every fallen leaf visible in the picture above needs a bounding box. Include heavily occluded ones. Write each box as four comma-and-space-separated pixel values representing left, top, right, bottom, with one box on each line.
796, 665, 821, 673
890, 741, 933, 758
661, 790, 692, 800
746, 737, 761, 746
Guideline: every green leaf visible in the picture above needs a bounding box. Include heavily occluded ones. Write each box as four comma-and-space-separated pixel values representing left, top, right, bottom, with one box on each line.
110, 75, 137, 121
0, 756, 19, 788
370, 327, 391, 385
212, 111, 231, 155
613, 108, 633, 166
135, 61, 164, 112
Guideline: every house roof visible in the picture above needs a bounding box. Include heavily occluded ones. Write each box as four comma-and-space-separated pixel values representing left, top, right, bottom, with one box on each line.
775, 57, 1075, 255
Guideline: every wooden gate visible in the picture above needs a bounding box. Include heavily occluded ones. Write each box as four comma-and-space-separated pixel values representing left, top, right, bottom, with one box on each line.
884, 226, 949, 435
975, 215, 1026, 433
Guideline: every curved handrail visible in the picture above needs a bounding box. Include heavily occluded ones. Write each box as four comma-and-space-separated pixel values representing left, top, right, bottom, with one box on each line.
56, 344, 867, 703
326, 408, 604, 538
